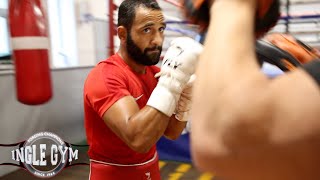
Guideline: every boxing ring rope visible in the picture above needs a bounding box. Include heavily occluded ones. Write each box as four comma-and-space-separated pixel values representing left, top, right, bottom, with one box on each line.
108, 0, 116, 56
108, 0, 320, 55
161, 0, 183, 8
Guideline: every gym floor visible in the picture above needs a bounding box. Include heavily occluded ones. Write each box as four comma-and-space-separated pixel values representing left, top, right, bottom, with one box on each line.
1, 160, 215, 180
1, 145, 216, 180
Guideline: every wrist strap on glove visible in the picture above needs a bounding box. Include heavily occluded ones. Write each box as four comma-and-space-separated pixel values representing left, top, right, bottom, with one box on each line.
147, 85, 178, 117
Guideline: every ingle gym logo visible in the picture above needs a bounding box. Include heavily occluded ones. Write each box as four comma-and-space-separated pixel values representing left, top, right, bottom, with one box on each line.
1, 132, 88, 178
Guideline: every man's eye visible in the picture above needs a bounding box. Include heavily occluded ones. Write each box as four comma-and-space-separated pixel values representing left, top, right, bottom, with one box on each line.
159, 27, 165, 32
143, 28, 151, 33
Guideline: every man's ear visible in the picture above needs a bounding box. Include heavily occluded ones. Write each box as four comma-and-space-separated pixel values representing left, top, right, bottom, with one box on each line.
117, 26, 127, 44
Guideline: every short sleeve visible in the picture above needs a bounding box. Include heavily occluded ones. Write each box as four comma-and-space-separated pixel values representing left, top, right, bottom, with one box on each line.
84, 65, 131, 117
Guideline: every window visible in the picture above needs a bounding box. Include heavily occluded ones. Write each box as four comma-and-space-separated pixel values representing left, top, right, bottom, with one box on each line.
47, 0, 78, 68
0, 0, 78, 67
0, 0, 10, 58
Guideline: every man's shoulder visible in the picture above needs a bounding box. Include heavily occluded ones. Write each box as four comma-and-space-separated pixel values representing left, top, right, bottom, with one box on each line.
92, 55, 127, 76
85, 57, 127, 87
97, 54, 121, 67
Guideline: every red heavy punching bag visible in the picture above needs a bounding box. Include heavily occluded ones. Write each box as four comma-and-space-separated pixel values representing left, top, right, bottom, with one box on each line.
8, 0, 52, 105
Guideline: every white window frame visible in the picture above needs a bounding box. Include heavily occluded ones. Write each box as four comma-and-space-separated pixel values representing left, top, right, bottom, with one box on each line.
47, 0, 78, 68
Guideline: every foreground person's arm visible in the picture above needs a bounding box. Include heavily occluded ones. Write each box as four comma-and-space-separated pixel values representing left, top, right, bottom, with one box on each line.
191, 1, 320, 179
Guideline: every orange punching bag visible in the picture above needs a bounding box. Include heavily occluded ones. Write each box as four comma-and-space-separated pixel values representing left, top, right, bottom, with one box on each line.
8, 0, 52, 105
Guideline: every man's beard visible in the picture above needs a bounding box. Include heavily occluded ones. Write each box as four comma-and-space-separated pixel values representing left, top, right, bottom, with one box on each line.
126, 32, 162, 66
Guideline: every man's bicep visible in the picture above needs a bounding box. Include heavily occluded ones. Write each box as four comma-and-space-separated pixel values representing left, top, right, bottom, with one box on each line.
102, 96, 140, 143
269, 69, 320, 111
267, 69, 320, 142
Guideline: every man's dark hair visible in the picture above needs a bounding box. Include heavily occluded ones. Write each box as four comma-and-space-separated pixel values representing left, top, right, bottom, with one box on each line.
117, 0, 161, 31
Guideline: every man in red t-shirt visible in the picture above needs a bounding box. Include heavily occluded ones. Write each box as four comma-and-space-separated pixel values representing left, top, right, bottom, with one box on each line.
83, 0, 202, 179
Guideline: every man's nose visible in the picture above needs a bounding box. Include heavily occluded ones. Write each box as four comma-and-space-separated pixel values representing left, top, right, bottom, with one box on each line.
151, 32, 163, 46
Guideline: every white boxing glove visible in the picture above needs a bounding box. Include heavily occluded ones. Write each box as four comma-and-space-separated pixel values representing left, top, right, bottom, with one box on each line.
147, 37, 203, 117
175, 74, 196, 122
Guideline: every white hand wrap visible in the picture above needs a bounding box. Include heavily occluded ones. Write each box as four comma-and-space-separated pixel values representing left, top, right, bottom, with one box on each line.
147, 37, 203, 117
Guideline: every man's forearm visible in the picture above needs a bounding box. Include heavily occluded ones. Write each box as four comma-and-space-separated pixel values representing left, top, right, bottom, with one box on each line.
192, 0, 270, 172
125, 106, 171, 153
208, 1, 258, 74
103, 96, 172, 154
192, 1, 263, 130
164, 115, 187, 140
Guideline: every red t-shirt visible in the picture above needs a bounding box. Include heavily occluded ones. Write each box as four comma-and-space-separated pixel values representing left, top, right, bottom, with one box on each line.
83, 53, 160, 164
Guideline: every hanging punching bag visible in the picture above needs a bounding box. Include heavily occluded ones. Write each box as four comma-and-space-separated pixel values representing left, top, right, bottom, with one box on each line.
9, 0, 52, 105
